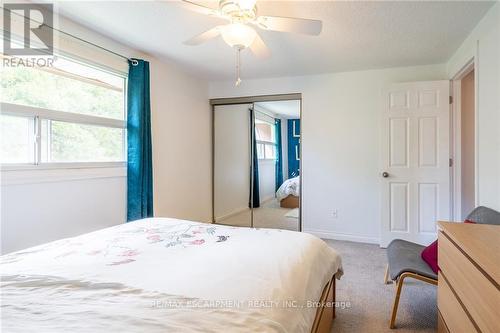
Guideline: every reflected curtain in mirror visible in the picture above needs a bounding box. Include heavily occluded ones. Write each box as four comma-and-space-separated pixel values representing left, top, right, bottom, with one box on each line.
275, 118, 283, 191
250, 108, 260, 208
287, 119, 300, 178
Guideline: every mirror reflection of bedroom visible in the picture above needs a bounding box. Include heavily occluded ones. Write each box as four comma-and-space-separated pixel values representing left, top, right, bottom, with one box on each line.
213, 98, 301, 231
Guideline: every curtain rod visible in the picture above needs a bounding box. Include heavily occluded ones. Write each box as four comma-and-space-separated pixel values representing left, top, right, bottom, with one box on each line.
255, 108, 276, 120
254, 105, 283, 120
2, 6, 139, 66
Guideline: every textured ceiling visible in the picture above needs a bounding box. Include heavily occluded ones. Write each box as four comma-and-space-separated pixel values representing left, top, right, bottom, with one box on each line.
56, 1, 494, 80
256, 100, 300, 119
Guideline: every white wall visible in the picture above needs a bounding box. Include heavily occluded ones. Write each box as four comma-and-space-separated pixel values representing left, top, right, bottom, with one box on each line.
210, 64, 447, 243
447, 3, 500, 211
1, 15, 211, 253
1, 170, 126, 253
150, 58, 211, 223
258, 160, 276, 202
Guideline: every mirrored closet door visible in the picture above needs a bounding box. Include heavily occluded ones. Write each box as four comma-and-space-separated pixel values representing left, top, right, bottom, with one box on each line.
213, 104, 253, 228
213, 96, 301, 232
252, 101, 300, 231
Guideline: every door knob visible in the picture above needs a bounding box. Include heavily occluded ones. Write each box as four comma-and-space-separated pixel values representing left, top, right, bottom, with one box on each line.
382, 172, 389, 178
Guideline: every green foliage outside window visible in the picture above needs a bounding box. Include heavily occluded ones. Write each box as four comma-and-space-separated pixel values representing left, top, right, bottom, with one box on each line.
1, 65, 125, 163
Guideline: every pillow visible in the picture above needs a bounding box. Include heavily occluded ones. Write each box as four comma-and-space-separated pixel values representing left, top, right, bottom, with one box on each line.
421, 240, 439, 274
421, 218, 476, 274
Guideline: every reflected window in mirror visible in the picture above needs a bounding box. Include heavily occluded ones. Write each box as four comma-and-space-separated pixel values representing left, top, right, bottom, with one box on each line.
255, 119, 277, 160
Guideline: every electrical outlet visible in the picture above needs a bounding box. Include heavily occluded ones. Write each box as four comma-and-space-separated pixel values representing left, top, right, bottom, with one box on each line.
332, 209, 338, 219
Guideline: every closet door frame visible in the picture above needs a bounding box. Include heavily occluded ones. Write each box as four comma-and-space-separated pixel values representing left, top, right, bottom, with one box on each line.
210, 93, 303, 231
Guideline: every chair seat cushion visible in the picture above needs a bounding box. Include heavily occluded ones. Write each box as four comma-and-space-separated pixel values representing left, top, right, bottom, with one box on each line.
386, 239, 438, 281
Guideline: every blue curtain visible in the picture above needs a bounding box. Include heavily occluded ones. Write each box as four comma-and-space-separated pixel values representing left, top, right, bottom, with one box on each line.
275, 118, 283, 191
250, 108, 260, 208
287, 119, 301, 178
127, 59, 153, 221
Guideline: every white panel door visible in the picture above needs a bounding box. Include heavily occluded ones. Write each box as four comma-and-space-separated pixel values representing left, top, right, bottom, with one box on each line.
381, 81, 450, 247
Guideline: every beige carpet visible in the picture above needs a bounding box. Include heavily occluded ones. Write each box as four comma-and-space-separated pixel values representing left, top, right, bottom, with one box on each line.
217, 199, 299, 231
326, 240, 437, 333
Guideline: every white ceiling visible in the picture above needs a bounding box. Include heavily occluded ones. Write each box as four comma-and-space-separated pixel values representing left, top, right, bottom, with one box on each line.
56, 1, 494, 80
256, 100, 300, 118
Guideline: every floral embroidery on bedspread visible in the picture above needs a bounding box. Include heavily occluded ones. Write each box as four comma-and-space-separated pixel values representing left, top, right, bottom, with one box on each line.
34, 222, 233, 266
155, 226, 230, 252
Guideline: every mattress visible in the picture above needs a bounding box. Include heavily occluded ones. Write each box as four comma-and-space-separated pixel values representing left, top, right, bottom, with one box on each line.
1, 218, 342, 333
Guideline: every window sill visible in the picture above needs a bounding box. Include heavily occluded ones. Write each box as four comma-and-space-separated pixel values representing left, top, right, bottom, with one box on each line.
1, 164, 126, 186
258, 159, 276, 164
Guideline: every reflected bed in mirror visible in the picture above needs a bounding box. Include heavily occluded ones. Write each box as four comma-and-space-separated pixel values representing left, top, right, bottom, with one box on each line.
212, 96, 301, 232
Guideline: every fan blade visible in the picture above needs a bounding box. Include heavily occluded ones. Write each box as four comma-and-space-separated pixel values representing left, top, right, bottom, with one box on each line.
180, 0, 219, 17
184, 26, 222, 45
256, 16, 322, 35
249, 33, 270, 59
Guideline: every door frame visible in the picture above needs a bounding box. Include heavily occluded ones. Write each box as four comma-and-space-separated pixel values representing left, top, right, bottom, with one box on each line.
209, 93, 303, 231
450, 58, 477, 221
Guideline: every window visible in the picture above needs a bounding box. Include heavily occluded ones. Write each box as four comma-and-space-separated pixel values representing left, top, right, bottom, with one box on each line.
255, 119, 276, 160
0, 114, 35, 164
0, 55, 126, 168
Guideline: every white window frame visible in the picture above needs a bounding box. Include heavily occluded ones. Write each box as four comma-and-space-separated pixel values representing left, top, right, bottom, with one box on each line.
1, 102, 127, 170
255, 119, 277, 161
257, 141, 277, 161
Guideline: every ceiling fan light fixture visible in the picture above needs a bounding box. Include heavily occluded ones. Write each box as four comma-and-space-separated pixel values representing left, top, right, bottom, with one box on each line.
219, 0, 257, 19
237, 0, 257, 11
221, 23, 257, 48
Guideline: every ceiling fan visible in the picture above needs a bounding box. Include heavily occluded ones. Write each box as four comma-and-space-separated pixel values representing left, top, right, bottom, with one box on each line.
180, 0, 322, 85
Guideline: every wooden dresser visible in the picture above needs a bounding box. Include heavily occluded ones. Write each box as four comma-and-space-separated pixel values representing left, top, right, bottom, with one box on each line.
437, 222, 500, 333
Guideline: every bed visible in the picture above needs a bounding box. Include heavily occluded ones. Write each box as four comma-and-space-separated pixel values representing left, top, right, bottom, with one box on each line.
277, 176, 300, 208
1, 218, 342, 333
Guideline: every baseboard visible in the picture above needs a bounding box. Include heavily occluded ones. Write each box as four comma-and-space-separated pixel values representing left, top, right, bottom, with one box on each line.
215, 207, 249, 223
260, 197, 275, 204
303, 228, 380, 245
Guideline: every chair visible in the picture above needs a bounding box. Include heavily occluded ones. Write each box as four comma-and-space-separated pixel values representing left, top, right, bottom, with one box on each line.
385, 206, 500, 329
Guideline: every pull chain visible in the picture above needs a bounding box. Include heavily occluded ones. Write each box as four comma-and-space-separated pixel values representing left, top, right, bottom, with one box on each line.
235, 47, 242, 86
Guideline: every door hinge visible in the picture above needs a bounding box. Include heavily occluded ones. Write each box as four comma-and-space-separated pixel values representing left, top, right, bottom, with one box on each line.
449, 96, 453, 104
449, 158, 453, 167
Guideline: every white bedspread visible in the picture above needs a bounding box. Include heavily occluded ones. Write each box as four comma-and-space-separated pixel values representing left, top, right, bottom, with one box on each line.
1, 218, 342, 333
276, 176, 300, 201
